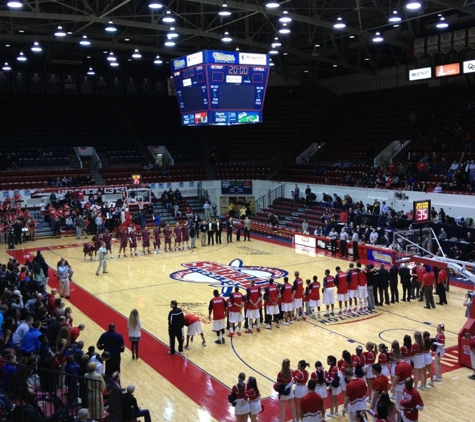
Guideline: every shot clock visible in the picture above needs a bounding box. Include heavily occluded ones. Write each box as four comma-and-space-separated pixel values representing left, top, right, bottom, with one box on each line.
413, 200, 431, 223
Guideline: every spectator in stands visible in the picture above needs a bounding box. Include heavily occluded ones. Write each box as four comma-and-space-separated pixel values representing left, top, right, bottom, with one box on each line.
122, 384, 152, 422
302, 220, 309, 234
438, 228, 447, 241
294, 185, 300, 203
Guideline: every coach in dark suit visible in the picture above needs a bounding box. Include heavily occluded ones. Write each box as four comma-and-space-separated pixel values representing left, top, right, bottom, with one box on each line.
389, 264, 399, 303
377, 264, 390, 306
399, 264, 411, 302
215, 218, 222, 244
207, 220, 216, 245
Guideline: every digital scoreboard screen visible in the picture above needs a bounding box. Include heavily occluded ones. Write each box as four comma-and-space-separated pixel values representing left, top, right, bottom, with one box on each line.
221, 180, 253, 195
171, 50, 269, 126
413, 200, 431, 223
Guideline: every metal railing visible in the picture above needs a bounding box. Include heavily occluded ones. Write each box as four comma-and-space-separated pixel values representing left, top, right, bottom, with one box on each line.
197, 183, 209, 204
255, 184, 284, 214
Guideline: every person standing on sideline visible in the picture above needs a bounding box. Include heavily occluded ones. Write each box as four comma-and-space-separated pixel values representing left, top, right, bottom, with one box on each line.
322, 269, 335, 317
189, 221, 196, 249
351, 229, 359, 261
102, 230, 113, 259
389, 263, 399, 303
127, 309, 142, 360
200, 220, 207, 246
246, 376, 262, 422
153, 225, 162, 254
264, 278, 281, 329
280, 277, 294, 325
207, 220, 216, 246
277, 358, 296, 422
339, 228, 349, 258
57, 259, 71, 298
436, 267, 448, 305
183, 313, 206, 349
377, 264, 390, 306
342, 368, 367, 422
215, 218, 222, 244
95, 241, 108, 276
168, 300, 184, 355
399, 263, 411, 302
329, 228, 338, 256
422, 266, 436, 309
399, 378, 424, 422
208, 289, 227, 345
243, 216, 251, 241
463, 332, 475, 379
292, 271, 305, 320
245, 280, 262, 333
96, 323, 125, 377
299, 378, 326, 422
434, 323, 445, 381
228, 286, 244, 337
232, 373, 251, 422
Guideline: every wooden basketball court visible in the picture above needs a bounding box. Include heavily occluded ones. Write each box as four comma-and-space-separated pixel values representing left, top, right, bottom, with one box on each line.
2, 234, 472, 421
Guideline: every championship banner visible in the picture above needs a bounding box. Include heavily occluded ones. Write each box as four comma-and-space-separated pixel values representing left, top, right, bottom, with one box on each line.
126, 77, 138, 95
414, 38, 425, 59
80, 75, 93, 95
13, 71, 27, 92
63, 74, 77, 94
0, 70, 10, 91
154, 78, 166, 96
427, 35, 439, 57
141, 78, 152, 96
111, 76, 123, 95
30, 72, 44, 93
454, 29, 466, 52
469, 27, 475, 49
167, 77, 176, 96
96, 76, 108, 95
440, 32, 452, 54
46, 73, 61, 94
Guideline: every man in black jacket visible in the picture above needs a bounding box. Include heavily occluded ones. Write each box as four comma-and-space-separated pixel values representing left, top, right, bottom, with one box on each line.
399, 264, 411, 302
96, 323, 125, 377
168, 300, 184, 355
377, 264, 390, 306
122, 384, 152, 422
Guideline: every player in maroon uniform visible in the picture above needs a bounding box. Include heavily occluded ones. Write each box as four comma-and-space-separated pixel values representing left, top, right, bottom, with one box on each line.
336, 266, 349, 315
91, 232, 103, 260
400, 378, 424, 422
173, 223, 182, 251
245, 280, 262, 334
208, 289, 227, 345
83, 242, 94, 261
163, 223, 172, 252
264, 278, 281, 329
322, 269, 335, 317
153, 225, 161, 254
141, 228, 151, 255
308, 275, 321, 319
292, 271, 305, 320
118, 227, 128, 258
183, 313, 206, 349
280, 277, 294, 325
228, 286, 244, 337
181, 222, 190, 250
129, 227, 138, 256
102, 230, 113, 258
347, 263, 359, 312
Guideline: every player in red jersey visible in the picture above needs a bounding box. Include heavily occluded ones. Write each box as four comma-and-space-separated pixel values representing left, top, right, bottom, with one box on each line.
356, 263, 368, 311
400, 378, 424, 422
369, 363, 389, 412
181, 222, 190, 250
228, 286, 244, 337
322, 269, 335, 317
245, 280, 262, 334
173, 223, 182, 251
434, 323, 445, 380
292, 271, 305, 320
264, 278, 281, 329
342, 368, 367, 420
153, 225, 161, 254
141, 228, 151, 255
118, 227, 128, 258
83, 242, 94, 261
102, 230, 113, 258
347, 263, 359, 312
335, 266, 349, 315
308, 275, 321, 319
183, 313, 206, 349
208, 289, 227, 345
163, 223, 172, 252
299, 378, 325, 422
129, 227, 138, 256
280, 277, 294, 325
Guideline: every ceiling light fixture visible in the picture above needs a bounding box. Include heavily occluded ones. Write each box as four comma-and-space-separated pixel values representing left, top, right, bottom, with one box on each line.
436, 16, 449, 29
154, 55, 163, 64
7, 1, 23, 8
265, 1, 279, 8
334, 17, 346, 29
373, 31, 384, 42
87, 67, 95, 76
389, 10, 402, 23
132, 49, 142, 59
162, 11, 176, 23
2, 62, 11, 71
79, 35, 91, 46
54, 26, 67, 37
221, 31, 233, 42
31, 42, 42, 53
269, 60, 275, 67
218, 3, 232, 17
107, 52, 116, 62
148, 1, 164, 9
164, 40, 176, 47
16, 51, 27, 62
269, 49, 279, 55
279, 23, 291, 34
105, 21, 117, 32
406, 1, 421, 10
271, 37, 282, 48
167, 27, 179, 39
110, 62, 119, 67
279, 11, 292, 23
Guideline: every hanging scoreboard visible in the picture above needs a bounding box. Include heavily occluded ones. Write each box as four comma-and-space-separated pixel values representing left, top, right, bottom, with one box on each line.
171, 50, 270, 126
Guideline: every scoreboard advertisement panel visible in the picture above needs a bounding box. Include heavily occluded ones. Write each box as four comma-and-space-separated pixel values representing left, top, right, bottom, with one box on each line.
221, 180, 253, 195
171, 50, 269, 126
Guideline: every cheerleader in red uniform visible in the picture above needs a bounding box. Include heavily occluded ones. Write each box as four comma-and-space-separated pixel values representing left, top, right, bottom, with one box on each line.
339, 350, 353, 395
389, 340, 401, 397
246, 376, 262, 422
434, 323, 446, 381
232, 373, 250, 422
412, 331, 425, 389
311, 361, 328, 416
377, 344, 390, 378
326, 355, 341, 418
400, 335, 412, 365
293, 360, 310, 412
364, 342, 377, 402
422, 331, 435, 387
276, 358, 296, 422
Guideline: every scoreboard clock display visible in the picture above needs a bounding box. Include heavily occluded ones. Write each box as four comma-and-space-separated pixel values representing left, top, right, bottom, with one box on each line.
413, 200, 431, 223
221, 180, 253, 195
171, 50, 269, 126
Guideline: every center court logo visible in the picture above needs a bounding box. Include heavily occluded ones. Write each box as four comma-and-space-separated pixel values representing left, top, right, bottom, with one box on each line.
169, 258, 288, 296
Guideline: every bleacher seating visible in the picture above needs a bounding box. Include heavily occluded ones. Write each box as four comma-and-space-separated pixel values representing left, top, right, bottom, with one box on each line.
100, 166, 207, 185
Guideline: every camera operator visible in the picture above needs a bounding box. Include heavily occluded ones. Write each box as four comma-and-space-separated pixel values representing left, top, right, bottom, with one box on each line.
465, 292, 474, 318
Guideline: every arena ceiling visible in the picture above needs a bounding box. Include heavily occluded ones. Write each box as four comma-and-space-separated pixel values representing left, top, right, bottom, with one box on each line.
1, 1, 475, 82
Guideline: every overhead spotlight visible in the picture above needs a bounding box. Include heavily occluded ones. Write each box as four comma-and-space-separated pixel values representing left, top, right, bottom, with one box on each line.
54, 26, 67, 37
372, 31, 384, 42
333, 17, 346, 29
365, 57, 370, 61
436, 16, 449, 29
105, 21, 117, 32
132, 49, 142, 59
110, 62, 119, 67
2, 62, 11, 71
265, 1, 280, 8
389, 10, 402, 23
218, 3, 232, 17
31, 42, 42, 53
79, 35, 91, 46
269, 60, 275, 66
314, 44, 320, 48
87, 67, 95, 76
349, 35, 355, 39
164, 40, 176, 47
271, 37, 282, 48
167, 27, 179, 39
235, 46, 240, 51
221, 32, 233, 43
16, 51, 27, 62
107, 52, 116, 62
18, 28, 24, 33
7, 1, 23, 8
333, 64, 338, 68
154, 55, 163, 64
162, 10, 175, 23
279, 11, 292, 23
148, 1, 164, 9
279, 23, 291, 34
269, 49, 279, 55
406, 1, 421, 10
